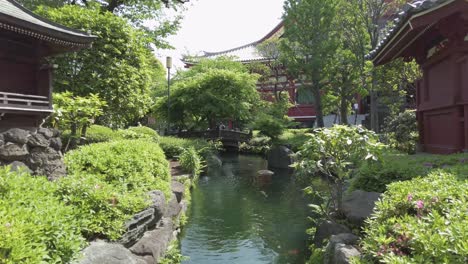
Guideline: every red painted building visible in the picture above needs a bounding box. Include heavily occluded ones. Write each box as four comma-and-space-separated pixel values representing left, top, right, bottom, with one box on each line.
183, 22, 316, 127
368, 0, 468, 154
0, 0, 95, 129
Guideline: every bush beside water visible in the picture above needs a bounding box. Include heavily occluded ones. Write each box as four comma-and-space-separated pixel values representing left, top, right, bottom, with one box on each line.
358, 170, 468, 263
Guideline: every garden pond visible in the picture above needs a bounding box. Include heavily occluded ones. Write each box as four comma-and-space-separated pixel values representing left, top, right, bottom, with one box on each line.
180, 154, 311, 264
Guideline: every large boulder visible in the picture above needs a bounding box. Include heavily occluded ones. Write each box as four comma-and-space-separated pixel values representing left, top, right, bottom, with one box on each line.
8, 161, 32, 174
49, 137, 63, 151
267, 145, 294, 169
27, 133, 50, 148
129, 218, 175, 264
148, 190, 166, 219
27, 147, 66, 180
3, 128, 30, 144
171, 181, 185, 203
165, 193, 182, 218
342, 190, 381, 226
120, 208, 157, 248
77, 241, 145, 264
324, 233, 360, 264
120, 191, 167, 247
0, 143, 29, 161
314, 220, 351, 247
38, 127, 54, 139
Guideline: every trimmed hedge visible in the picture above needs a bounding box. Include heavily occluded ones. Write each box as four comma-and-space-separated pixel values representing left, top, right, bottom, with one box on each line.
65, 139, 171, 198
359, 170, 468, 263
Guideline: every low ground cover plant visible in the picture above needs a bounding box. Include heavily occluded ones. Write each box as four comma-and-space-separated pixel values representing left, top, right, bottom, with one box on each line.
350, 151, 468, 193
359, 170, 468, 263
0, 167, 84, 264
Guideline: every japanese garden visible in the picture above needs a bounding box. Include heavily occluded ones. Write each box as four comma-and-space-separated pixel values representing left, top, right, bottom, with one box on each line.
0, 0, 467, 263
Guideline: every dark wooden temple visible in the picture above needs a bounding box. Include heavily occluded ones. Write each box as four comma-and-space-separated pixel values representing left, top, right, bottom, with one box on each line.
368, 0, 468, 154
0, 0, 95, 129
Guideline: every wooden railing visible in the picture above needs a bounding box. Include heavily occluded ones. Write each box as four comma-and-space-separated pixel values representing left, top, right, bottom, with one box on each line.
0, 92, 51, 111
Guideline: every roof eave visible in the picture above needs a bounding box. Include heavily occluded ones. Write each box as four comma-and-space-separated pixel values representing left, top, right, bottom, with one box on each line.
368, 0, 461, 65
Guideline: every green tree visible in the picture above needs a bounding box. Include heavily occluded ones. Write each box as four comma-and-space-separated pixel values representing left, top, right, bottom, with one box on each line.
281, 0, 340, 127
155, 58, 260, 130
256, 39, 290, 101
17, 0, 186, 48
52, 92, 106, 149
38, 4, 164, 127
295, 125, 385, 215
324, 0, 370, 125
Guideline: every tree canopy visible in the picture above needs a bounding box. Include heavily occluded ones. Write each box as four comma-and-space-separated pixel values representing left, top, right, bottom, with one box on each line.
38, 4, 166, 127
281, 0, 341, 127
18, 0, 187, 48
155, 58, 260, 130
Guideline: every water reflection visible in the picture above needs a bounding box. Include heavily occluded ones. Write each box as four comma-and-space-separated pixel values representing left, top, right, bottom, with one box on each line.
180, 154, 310, 264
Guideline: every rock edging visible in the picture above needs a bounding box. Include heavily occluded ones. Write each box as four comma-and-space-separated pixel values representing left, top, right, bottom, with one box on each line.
76, 178, 189, 264
0, 128, 65, 180
314, 190, 382, 264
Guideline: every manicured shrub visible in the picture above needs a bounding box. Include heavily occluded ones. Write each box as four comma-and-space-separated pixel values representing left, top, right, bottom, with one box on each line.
63, 139, 171, 240
118, 126, 159, 140
350, 152, 468, 193
56, 173, 148, 240
359, 170, 468, 263
382, 110, 418, 154
0, 167, 85, 264
251, 113, 286, 140
65, 139, 171, 196
84, 125, 123, 143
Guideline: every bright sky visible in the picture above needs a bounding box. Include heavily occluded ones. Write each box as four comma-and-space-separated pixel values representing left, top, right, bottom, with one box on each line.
155, 0, 285, 72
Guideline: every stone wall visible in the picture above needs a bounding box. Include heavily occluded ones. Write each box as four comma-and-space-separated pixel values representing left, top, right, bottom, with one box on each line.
0, 128, 65, 180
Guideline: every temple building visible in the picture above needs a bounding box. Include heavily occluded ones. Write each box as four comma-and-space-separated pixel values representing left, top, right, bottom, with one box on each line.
368, 0, 468, 154
183, 22, 316, 127
0, 0, 95, 129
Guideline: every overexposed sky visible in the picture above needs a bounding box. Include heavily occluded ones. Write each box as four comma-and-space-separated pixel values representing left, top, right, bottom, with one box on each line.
155, 0, 285, 71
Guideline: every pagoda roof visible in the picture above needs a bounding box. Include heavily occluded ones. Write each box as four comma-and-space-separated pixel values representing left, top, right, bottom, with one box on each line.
367, 0, 466, 65
0, 0, 95, 49
184, 21, 284, 64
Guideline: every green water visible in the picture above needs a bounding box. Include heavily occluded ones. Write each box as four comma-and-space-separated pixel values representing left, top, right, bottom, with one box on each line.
180, 154, 310, 264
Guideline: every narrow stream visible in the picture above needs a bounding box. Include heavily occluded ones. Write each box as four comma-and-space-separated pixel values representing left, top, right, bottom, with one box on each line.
180, 154, 310, 264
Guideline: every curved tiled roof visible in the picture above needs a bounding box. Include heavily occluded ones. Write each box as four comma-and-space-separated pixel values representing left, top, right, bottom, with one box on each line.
184, 21, 283, 64
0, 0, 95, 47
367, 0, 454, 61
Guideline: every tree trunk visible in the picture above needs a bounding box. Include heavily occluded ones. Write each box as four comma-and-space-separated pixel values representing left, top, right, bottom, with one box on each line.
312, 80, 324, 127
340, 93, 348, 125
79, 124, 88, 145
